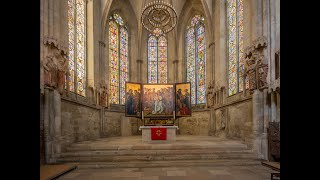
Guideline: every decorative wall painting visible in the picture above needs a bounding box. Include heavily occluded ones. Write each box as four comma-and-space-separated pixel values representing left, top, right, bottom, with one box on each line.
175, 82, 192, 117
125, 82, 142, 117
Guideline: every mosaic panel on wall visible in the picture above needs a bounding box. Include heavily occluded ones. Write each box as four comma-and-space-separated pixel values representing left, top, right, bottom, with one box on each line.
186, 15, 206, 105
148, 35, 167, 84
67, 0, 86, 96
227, 0, 248, 96
109, 14, 129, 105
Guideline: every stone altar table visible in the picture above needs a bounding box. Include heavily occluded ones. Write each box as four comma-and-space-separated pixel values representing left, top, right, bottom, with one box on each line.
139, 126, 179, 143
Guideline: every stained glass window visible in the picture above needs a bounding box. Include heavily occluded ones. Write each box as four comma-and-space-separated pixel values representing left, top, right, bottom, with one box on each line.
186, 15, 206, 105
148, 35, 158, 83
109, 14, 129, 105
147, 35, 167, 83
67, 0, 86, 96
227, 0, 247, 96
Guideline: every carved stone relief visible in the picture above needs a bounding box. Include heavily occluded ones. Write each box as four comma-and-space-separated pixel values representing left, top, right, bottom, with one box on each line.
268, 122, 280, 161
42, 40, 68, 95
206, 80, 214, 108
244, 36, 269, 93
100, 86, 109, 108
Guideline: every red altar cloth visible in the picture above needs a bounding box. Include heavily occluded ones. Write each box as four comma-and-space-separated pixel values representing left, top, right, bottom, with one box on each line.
151, 127, 167, 140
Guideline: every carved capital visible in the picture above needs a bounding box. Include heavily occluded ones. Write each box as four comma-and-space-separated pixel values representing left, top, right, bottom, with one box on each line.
173, 60, 179, 64
208, 42, 214, 48
136, 59, 143, 63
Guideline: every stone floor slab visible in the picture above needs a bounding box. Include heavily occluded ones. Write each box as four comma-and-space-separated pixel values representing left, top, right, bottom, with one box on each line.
166, 170, 186, 176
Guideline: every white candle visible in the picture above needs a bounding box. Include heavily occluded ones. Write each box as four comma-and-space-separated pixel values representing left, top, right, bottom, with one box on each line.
142, 111, 144, 119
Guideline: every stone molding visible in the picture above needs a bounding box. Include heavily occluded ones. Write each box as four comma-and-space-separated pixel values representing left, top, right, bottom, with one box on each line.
61, 96, 101, 110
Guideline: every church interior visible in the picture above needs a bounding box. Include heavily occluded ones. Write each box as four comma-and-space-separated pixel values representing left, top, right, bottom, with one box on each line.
40, 0, 280, 179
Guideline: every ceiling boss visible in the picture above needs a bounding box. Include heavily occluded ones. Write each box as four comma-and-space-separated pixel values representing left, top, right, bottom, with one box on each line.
141, 0, 177, 36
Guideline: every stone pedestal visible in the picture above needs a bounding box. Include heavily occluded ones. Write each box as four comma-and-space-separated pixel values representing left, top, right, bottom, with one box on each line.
139, 126, 179, 143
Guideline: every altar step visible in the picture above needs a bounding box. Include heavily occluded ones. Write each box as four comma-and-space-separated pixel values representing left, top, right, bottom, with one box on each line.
63, 159, 261, 169
57, 136, 258, 168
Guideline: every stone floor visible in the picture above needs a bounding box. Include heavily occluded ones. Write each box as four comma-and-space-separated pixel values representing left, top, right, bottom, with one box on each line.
57, 165, 277, 180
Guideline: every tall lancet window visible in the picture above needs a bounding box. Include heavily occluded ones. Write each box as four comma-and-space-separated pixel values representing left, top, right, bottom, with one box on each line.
147, 35, 168, 84
227, 0, 247, 96
109, 14, 129, 105
68, 0, 86, 96
186, 15, 206, 105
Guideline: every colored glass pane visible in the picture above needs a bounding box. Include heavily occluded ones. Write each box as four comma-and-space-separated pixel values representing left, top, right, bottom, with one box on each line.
148, 36, 158, 83
76, 0, 86, 96
67, 0, 86, 96
108, 14, 129, 105
68, 0, 75, 92
158, 36, 167, 84
109, 20, 119, 104
186, 27, 196, 104
228, 0, 245, 95
227, 0, 237, 96
120, 27, 129, 104
113, 14, 124, 26
238, 0, 244, 92
191, 15, 201, 26
196, 24, 206, 104
186, 15, 206, 105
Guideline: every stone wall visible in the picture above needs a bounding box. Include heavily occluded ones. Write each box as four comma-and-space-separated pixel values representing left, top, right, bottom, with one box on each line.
61, 99, 101, 151
104, 111, 122, 137
214, 99, 253, 143
103, 110, 142, 137
176, 110, 211, 135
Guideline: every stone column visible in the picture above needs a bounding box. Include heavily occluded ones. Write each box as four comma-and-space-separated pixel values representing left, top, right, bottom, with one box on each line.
276, 92, 280, 122
137, 59, 143, 82
208, 42, 215, 84
53, 89, 62, 157
44, 87, 61, 163
251, 0, 263, 40
252, 89, 264, 159
270, 91, 277, 122
87, 0, 95, 89
99, 41, 106, 84
173, 60, 179, 82
43, 88, 50, 163
261, 88, 269, 160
